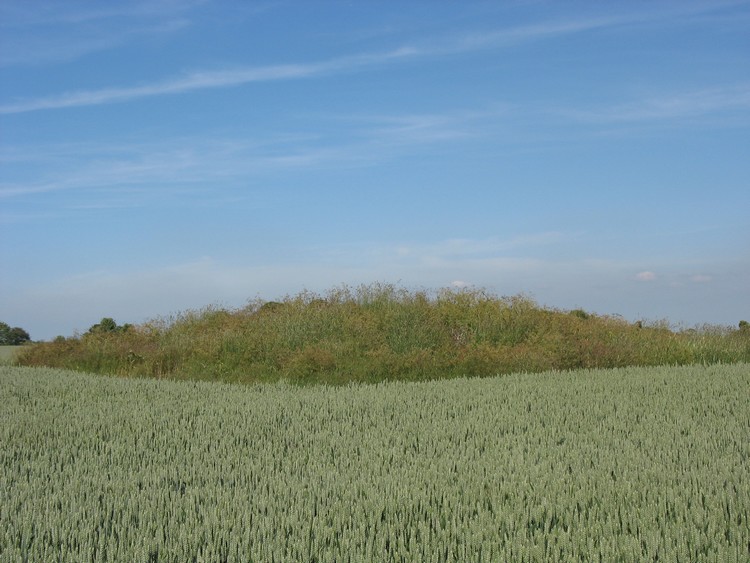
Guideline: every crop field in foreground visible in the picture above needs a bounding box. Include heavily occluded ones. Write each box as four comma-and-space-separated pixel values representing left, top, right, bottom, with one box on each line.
1, 365, 749, 562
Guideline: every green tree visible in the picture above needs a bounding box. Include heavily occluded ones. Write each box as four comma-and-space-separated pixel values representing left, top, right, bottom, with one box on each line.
8, 327, 31, 345
0, 322, 31, 345
87, 318, 132, 334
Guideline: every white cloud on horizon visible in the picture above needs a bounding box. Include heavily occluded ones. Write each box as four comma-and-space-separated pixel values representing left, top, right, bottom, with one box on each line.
635, 271, 657, 281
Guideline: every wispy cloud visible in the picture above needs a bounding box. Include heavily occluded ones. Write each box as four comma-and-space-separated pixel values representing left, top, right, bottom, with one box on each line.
327, 105, 512, 150
0, 19, 190, 67
363, 234, 568, 275
411, 233, 566, 258
0, 0, 205, 27
0, 0, 202, 67
561, 84, 750, 123
390, 1, 740, 58
0, 103, 507, 202
0, 47, 420, 114
3, 3, 730, 114
0, 138, 331, 201
452, 16, 623, 52
2, 74, 745, 207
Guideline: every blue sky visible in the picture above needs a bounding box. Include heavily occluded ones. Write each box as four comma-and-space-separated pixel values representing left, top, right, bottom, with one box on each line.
1, 1, 749, 340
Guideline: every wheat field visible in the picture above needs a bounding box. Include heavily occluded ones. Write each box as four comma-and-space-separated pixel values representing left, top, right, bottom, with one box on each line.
1, 364, 748, 562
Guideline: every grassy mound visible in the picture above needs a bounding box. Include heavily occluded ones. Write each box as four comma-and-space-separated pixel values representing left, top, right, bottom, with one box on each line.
17, 283, 750, 384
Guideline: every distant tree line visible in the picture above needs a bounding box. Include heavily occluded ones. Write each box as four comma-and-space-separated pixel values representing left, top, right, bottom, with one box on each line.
87, 318, 132, 335
0, 322, 31, 345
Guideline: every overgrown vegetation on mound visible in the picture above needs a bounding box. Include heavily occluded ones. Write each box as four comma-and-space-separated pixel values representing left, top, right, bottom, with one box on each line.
17, 283, 750, 384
